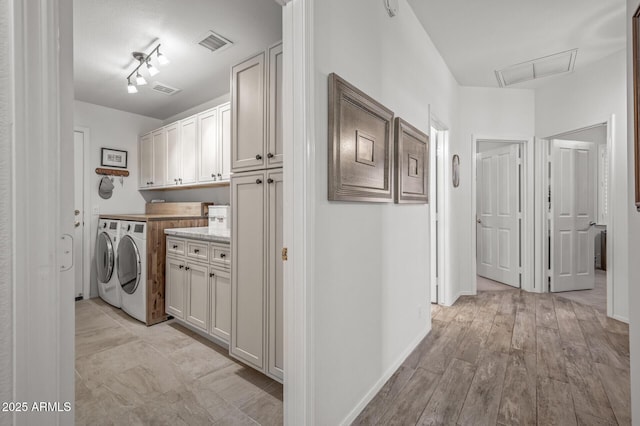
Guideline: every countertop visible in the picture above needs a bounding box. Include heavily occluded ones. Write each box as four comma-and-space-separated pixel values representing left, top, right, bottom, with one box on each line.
99, 214, 207, 222
164, 227, 231, 244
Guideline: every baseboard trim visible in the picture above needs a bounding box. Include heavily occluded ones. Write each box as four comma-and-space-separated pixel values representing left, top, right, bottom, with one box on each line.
339, 325, 431, 425
612, 314, 629, 324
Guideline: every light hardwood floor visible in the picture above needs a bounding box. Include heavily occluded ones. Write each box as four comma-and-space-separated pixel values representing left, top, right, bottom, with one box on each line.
354, 289, 630, 426
75, 298, 282, 425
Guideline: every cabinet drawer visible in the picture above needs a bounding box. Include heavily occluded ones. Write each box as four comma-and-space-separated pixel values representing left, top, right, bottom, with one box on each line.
210, 244, 231, 268
187, 241, 209, 261
167, 238, 186, 257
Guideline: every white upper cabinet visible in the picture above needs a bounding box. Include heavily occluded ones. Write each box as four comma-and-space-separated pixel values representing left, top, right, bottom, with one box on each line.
151, 129, 168, 187
267, 43, 283, 168
166, 123, 180, 186
180, 117, 197, 185
232, 52, 266, 172
198, 108, 219, 183
139, 133, 153, 188
138, 101, 231, 190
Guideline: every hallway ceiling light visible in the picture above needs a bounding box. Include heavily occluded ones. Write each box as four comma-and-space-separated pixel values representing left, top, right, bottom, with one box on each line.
126, 43, 169, 94
495, 49, 578, 87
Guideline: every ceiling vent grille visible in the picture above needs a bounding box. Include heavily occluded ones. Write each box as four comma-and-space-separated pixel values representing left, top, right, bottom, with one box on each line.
495, 49, 578, 87
150, 81, 181, 96
198, 31, 233, 53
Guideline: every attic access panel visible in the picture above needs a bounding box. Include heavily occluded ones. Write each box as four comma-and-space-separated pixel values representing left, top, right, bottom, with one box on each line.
327, 73, 394, 203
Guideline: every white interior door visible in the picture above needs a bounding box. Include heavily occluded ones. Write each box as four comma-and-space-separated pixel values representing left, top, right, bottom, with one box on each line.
550, 140, 596, 292
477, 144, 520, 287
73, 130, 84, 298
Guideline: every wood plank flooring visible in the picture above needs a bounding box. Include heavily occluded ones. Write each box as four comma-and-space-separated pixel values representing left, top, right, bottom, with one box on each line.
354, 289, 630, 426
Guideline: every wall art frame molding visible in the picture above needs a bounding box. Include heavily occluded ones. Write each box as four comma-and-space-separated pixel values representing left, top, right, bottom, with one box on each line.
328, 73, 395, 202
394, 117, 429, 204
633, 5, 640, 210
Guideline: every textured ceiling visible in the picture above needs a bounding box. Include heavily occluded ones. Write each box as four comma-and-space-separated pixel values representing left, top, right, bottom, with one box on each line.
74, 0, 282, 119
408, 0, 626, 88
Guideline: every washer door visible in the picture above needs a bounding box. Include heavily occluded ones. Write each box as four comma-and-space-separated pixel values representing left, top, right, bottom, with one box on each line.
117, 235, 141, 295
96, 232, 114, 283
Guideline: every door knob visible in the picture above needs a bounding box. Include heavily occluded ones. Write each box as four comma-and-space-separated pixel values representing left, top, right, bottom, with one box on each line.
185, 266, 190, 271
267, 153, 274, 159
256, 179, 263, 184
267, 178, 274, 184
256, 154, 262, 160
209, 272, 215, 278
74, 221, 81, 228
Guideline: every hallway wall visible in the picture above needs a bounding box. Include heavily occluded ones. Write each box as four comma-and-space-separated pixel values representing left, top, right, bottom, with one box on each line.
312, 0, 458, 423
535, 49, 629, 323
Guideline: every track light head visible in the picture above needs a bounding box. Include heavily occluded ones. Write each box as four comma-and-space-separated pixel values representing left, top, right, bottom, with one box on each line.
157, 49, 170, 66
135, 71, 147, 86
127, 78, 138, 94
146, 60, 159, 76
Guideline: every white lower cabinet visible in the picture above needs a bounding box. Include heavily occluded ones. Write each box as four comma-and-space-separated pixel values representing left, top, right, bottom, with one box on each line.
165, 238, 231, 343
231, 168, 283, 382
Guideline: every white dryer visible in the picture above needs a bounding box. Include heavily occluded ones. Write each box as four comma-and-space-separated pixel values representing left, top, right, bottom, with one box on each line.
117, 221, 147, 323
96, 219, 121, 308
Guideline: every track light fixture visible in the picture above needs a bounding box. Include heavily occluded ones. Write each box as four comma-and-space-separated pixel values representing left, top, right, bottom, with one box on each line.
125, 43, 170, 94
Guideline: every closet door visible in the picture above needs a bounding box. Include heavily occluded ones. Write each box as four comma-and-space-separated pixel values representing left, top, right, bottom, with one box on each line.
198, 108, 219, 183
267, 169, 284, 380
180, 117, 197, 185
231, 171, 266, 369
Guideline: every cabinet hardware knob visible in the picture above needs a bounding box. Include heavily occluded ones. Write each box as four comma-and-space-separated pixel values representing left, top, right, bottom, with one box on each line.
267, 178, 274, 184
256, 154, 262, 160
179, 265, 184, 269
217, 173, 222, 177
209, 273, 215, 277
194, 249, 200, 254
256, 179, 263, 184
220, 253, 226, 258
172, 245, 178, 249
211, 173, 215, 178
267, 153, 274, 158
179, 178, 182, 183
185, 266, 190, 271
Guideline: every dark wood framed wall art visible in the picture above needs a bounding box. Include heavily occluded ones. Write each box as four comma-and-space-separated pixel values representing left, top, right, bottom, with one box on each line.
633, 6, 640, 210
394, 118, 429, 203
328, 73, 395, 202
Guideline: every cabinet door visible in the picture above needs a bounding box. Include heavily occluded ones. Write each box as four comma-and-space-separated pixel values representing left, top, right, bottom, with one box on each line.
218, 102, 231, 181
180, 117, 197, 185
198, 108, 218, 183
267, 169, 284, 380
185, 262, 208, 331
209, 267, 231, 342
267, 43, 283, 168
231, 171, 266, 369
166, 257, 185, 319
166, 123, 181, 186
152, 129, 168, 187
139, 133, 153, 188
232, 52, 265, 172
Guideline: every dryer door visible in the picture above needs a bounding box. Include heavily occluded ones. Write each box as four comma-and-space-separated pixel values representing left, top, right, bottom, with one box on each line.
96, 232, 114, 283
117, 235, 141, 294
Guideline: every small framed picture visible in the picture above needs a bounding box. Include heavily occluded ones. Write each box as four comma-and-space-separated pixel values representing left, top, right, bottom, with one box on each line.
101, 148, 128, 169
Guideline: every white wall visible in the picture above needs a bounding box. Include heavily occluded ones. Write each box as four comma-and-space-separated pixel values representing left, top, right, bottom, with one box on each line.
625, 0, 640, 420
454, 87, 535, 298
312, 1, 459, 423
536, 49, 629, 322
0, 0, 11, 420
74, 101, 162, 296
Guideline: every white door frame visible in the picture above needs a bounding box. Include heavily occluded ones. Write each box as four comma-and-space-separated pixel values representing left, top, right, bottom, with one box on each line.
75, 127, 92, 300
281, 0, 315, 423
429, 114, 448, 305
9, 0, 75, 424
543, 116, 615, 318
472, 135, 535, 294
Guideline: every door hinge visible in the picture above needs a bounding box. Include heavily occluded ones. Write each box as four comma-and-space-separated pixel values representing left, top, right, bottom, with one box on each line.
281, 247, 288, 261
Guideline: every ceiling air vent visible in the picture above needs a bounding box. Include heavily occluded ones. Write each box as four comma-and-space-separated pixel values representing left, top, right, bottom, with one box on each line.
495, 49, 578, 87
197, 31, 233, 53
150, 81, 181, 96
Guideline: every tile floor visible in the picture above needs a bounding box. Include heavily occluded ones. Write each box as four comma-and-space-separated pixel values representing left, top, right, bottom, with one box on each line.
355, 289, 630, 425
75, 298, 283, 426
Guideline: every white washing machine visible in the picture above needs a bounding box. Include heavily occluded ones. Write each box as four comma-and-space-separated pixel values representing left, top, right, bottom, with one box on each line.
96, 219, 121, 308
117, 221, 147, 323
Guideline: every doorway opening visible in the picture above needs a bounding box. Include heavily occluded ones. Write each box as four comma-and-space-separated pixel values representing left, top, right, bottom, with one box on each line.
544, 122, 611, 314
430, 116, 448, 305
472, 136, 535, 295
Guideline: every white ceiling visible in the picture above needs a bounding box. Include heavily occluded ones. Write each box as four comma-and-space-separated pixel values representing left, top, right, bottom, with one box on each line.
408, 0, 626, 88
74, 0, 282, 120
